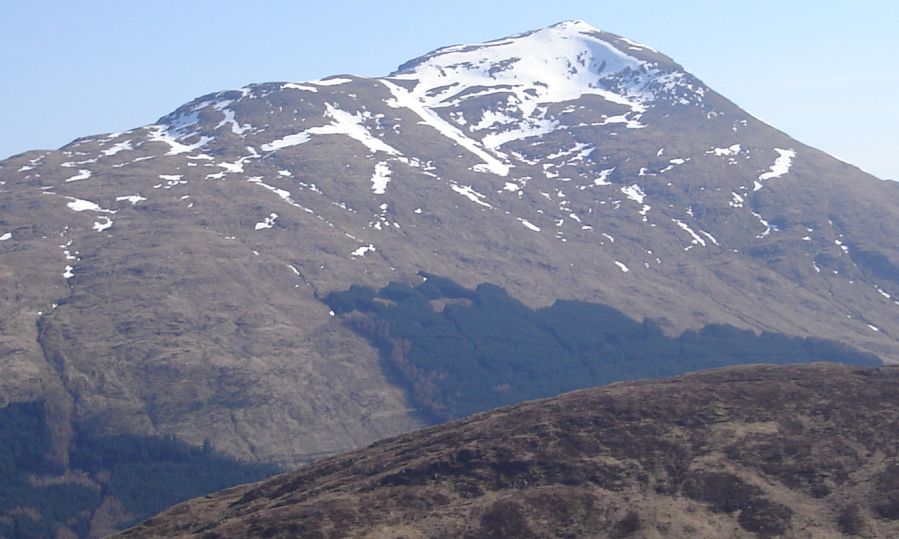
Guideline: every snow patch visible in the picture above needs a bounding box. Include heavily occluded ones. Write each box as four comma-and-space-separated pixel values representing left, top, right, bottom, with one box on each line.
102, 140, 132, 156
310, 77, 353, 86
708, 144, 741, 157
66, 197, 115, 213
158, 174, 184, 189
617, 36, 659, 53
351, 244, 375, 257
621, 184, 645, 204
248, 177, 311, 212
699, 230, 719, 246
147, 125, 213, 156
115, 195, 146, 205
93, 217, 113, 232
214, 104, 252, 135
206, 151, 258, 178
518, 218, 540, 232
262, 104, 400, 156
380, 79, 510, 176
594, 168, 614, 186
218, 161, 245, 174
599, 114, 645, 129
282, 83, 318, 92
757, 148, 796, 184
673, 219, 706, 247
65, 169, 92, 183
751, 211, 776, 238
471, 109, 518, 131
262, 132, 310, 152
482, 117, 559, 148
621, 184, 651, 221
614, 261, 630, 273
451, 184, 493, 208
254, 213, 278, 230
371, 161, 391, 195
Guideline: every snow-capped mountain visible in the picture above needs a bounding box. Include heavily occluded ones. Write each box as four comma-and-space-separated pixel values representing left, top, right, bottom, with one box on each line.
1, 19, 898, 481
389, 20, 705, 155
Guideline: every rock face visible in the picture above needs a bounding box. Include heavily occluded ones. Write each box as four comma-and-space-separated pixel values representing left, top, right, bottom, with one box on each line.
1, 20, 898, 469
116, 363, 899, 538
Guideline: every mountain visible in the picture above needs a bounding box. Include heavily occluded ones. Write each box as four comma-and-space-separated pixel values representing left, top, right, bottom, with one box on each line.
116, 363, 899, 538
1, 19, 898, 535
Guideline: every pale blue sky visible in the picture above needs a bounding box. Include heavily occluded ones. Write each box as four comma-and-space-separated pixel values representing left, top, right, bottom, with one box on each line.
2, 1, 897, 179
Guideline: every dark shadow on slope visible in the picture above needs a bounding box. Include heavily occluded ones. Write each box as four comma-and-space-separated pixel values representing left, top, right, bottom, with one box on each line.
323, 274, 881, 421
0, 401, 279, 539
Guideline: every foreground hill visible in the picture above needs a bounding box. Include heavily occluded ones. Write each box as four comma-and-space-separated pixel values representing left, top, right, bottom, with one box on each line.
118, 363, 899, 538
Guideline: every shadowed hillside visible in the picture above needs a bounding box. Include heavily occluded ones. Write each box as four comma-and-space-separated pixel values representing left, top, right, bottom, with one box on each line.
325, 275, 880, 420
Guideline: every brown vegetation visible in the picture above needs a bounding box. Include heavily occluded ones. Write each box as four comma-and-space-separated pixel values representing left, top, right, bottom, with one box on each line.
118, 363, 899, 538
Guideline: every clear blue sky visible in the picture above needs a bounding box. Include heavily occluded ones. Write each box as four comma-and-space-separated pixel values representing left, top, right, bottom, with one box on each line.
2, 1, 897, 179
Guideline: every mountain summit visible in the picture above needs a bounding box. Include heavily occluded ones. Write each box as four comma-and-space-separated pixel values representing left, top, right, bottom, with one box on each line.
383, 19, 705, 175
1, 21, 898, 535
391, 19, 702, 118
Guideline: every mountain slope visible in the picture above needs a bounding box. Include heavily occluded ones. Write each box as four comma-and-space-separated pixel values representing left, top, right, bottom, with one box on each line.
1, 18, 898, 472
323, 276, 879, 421
116, 363, 899, 538
0, 406, 277, 539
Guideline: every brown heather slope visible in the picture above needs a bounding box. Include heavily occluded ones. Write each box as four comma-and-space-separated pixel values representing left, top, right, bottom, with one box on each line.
118, 363, 899, 538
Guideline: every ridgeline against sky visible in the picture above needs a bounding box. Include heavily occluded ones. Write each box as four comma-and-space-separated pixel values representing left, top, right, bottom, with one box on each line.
1, 2, 897, 179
